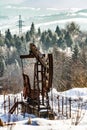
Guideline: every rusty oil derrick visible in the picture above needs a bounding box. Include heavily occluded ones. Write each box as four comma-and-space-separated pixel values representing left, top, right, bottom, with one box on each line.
20, 43, 53, 114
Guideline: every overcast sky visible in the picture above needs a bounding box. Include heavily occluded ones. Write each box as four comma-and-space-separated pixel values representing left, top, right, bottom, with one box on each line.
0, 0, 87, 9
0, 0, 24, 5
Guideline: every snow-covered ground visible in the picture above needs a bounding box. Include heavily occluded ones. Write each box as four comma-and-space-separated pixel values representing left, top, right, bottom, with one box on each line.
0, 88, 87, 130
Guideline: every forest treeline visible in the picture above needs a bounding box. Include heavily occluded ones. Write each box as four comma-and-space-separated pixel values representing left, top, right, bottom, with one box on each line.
1, 22, 87, 92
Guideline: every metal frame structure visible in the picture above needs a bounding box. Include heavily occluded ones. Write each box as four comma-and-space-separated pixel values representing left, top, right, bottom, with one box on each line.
20, 43, 53, 116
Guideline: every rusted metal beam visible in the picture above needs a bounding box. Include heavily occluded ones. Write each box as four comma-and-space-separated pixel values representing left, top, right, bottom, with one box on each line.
30, 43, 47, 69
47, 54, 53, 90
20, 54, 34, 59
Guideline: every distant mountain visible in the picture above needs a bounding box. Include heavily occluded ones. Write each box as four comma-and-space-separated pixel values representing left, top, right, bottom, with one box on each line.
21, 0, 59, 8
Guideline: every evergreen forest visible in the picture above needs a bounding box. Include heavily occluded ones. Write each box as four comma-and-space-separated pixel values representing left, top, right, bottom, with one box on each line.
0, 22, 87, 93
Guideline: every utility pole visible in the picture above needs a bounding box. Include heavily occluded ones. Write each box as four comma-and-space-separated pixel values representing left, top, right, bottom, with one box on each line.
17, 15, 24, 35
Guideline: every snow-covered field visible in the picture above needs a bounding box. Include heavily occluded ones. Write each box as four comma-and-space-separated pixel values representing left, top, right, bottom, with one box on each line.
0, 88, 87, 130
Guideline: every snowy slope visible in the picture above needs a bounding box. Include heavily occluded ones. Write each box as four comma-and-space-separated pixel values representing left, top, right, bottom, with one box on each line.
0, 88, 87, 130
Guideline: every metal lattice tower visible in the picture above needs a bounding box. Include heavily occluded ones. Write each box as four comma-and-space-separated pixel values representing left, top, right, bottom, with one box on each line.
17, 15, 24, 35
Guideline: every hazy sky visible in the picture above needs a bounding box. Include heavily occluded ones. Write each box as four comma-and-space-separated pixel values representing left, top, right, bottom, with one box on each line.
0, 0, 87, 8
0, 0, 25, 5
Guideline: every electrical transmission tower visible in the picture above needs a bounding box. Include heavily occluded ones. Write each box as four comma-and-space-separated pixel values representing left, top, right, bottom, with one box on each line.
17, 15, 24, 35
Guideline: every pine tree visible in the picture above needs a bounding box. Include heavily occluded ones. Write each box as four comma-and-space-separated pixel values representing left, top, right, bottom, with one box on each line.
26, 31, 30, 42
5, 38, 10, 48
57, 37, 64, 47
48, 29, 53, 38
45, 35, 51, 48
14, 36, 22, 53
41, 32, 46, 44
64, 31, 73, 47
5, 29, 12, 41
66, 22, 80, 34
52, 33, 57, 44
72, 44, 79, 62
0, 56, 4, 77
5, 29, 13, 48
55, 25, 61, 36
37, 27, 41, 36
0, 37, 4, 46
30, 22, 35, 36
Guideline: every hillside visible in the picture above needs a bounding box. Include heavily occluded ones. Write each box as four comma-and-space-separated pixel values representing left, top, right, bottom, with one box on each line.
0, 22, 87, 93
0, 88, 87, 129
